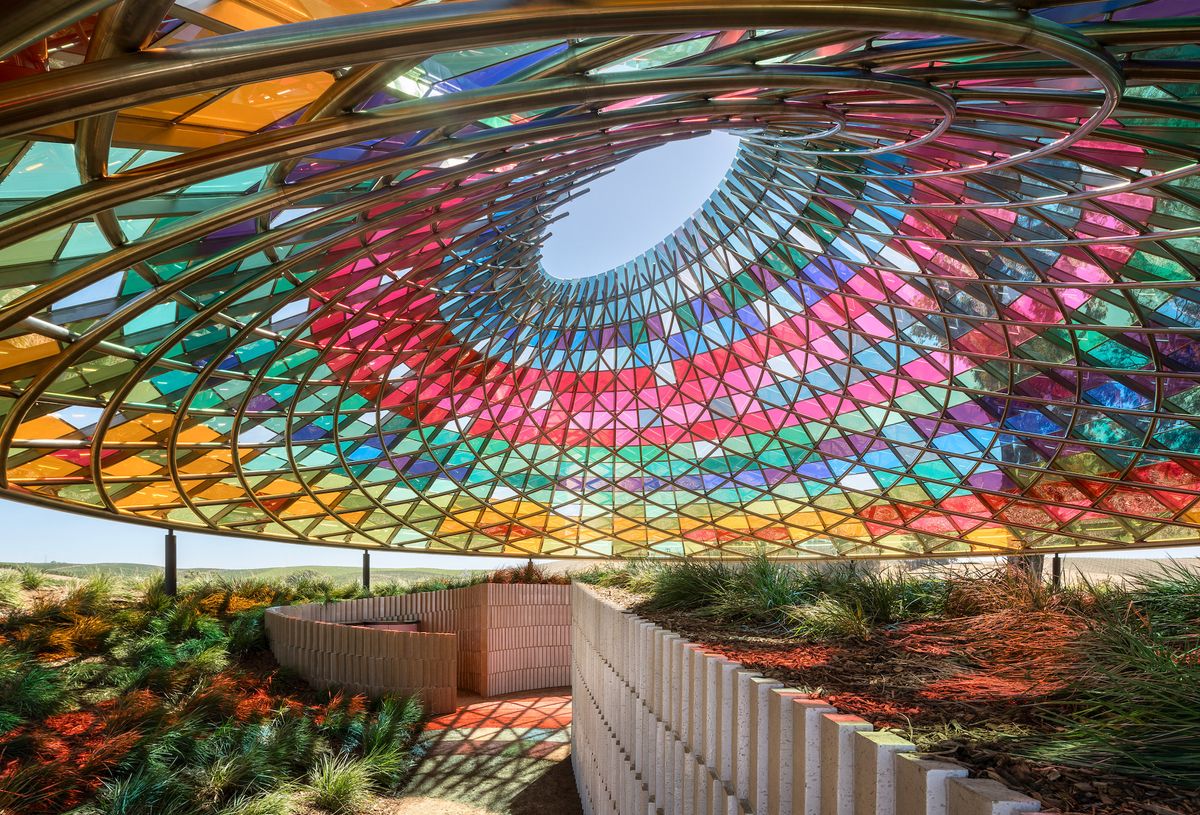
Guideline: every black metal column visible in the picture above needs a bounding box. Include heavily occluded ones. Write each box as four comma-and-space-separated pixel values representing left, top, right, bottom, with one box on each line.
1051, 552, 1063, 592
164, 528, 177, 597
362, 549, 370, 592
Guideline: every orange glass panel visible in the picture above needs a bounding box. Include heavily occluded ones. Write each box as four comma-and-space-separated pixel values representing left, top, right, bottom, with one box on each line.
183, 72, 335, 130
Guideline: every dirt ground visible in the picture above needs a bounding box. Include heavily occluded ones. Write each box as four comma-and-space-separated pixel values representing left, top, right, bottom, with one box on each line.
370, 795, 491, 814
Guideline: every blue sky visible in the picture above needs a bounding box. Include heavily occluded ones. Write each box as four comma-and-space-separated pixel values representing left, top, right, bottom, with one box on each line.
1, 130, 1196, 568
541, 132, 739, 278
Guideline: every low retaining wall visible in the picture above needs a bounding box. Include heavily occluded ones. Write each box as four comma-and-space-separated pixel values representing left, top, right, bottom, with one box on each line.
266, 604, 458, 713
571, 583, 1042, 815
265, 582, 570, 713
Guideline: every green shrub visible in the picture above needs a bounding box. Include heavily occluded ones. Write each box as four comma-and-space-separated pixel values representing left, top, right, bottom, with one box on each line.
583, 563, 664, 590
570, 566, 614, 586
943, 566, 1055, 616
307, 755, 373, 814
69, 574, 116, 614
404, 574, 484, 595
368, 581, 409, 597
712, 557, 819, 628
0, 646, 74, 728
1029, 608, 1200, 787
828, 570, 947, 627
79, 765, 192, 815
624, 557, 946, 635
1125, 562, 1200, 639
641, 560, 732, 613
789, 596, 872, 640
227, 607, 268, 655
18, 566, 47, 591
360, 696, 423, 755
0, 572, 426, 815
216, 788, 295, 815
619, 560, 661, 595
134, 574, 175, 615
259, 712, 321, 773
0, 570, 19, 608
488, 562, 568, 584
358, 696, 424, 790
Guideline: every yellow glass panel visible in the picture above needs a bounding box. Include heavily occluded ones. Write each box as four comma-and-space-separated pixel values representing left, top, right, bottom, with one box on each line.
103, 412, 175, 443
278, 497, 323, 517
175, 0, 408, 30
183, 72, 334, 130
195, 482, 248, 500
7, 453, 81, 481
13, 416, 75, 443
123, 92, 223, 124
175, 423, 221, 444
177, 453, 232, 475
102, 456, 162, 478
0, 333, 60, 373
293, 1, 412, 17
174, 1, 287, 29
258, 479, 302, 496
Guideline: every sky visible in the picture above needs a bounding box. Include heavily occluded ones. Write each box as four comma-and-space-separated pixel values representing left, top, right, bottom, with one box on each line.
1, 128, 1197, 568
540, 131, 740, 279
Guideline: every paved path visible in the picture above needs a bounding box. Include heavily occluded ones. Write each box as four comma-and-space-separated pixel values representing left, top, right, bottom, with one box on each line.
385, 690, 581, 815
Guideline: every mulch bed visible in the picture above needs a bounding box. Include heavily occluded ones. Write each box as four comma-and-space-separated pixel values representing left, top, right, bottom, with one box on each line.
634, 604, 1200, 815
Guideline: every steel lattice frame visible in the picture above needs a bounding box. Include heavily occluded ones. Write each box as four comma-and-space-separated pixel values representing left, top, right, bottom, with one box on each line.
0, 0, 1199, 560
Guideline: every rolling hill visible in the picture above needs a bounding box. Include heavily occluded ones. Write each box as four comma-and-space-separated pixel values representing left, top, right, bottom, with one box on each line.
0, 561, 476, 584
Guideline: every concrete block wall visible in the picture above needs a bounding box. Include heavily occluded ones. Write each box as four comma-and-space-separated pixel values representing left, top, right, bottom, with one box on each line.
265, 582, 570, 712
481, 582, 571, 696
390, 583, 489, 694
570, 583, 1040, 815
266, 604, 458, 713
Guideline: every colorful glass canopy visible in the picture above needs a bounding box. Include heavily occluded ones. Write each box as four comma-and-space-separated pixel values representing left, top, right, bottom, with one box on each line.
1, 1, 1199, 559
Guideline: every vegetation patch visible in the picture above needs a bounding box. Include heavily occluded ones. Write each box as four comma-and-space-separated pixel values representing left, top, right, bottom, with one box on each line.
0, 571, 431, 815
578, 558, 1200, 814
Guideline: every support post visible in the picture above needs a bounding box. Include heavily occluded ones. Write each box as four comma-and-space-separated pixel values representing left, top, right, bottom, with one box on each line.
1051, 553, 1062, 592
164, 528, 177, 597
362, 549, 370, 592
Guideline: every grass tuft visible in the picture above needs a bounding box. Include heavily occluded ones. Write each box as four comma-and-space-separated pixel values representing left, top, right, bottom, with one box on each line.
1025, 594, 1200, 787
307, 755, 373, 814
0, 570, 20, 609
18, 566, 47, 591
217, 788, 296, 815
789, 596, 872, 640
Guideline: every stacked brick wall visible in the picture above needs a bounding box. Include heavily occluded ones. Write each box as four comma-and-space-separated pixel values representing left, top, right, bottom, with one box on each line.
266, 604, 457, 713
265, 582, 570, 712
480, 582, 571, 696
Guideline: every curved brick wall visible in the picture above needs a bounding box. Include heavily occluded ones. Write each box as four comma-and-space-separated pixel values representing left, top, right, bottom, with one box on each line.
265, 582, 569, 714
571, 583, 1042, 815
266, 602, 458, 713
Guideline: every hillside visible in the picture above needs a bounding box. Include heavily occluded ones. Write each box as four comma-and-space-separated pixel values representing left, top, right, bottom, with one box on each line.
0, 561, 476, 584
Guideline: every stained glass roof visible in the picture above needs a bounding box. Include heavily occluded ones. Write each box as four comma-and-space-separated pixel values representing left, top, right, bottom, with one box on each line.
1, 1, 1200, 559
